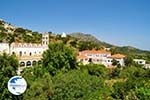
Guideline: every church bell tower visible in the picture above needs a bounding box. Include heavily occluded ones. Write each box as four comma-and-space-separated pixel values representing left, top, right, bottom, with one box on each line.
42, 33, 49, 45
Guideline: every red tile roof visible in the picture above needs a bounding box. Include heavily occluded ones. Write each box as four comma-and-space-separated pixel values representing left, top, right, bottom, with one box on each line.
80, 50, 111, 54
108, 54, 126, 59
77, 55, 88, 59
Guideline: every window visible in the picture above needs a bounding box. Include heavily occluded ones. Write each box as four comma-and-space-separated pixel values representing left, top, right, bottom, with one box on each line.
139, 61, 142, 64
19, 51, 22, 56
12, 52, 15, 55
29, 52, 32, 56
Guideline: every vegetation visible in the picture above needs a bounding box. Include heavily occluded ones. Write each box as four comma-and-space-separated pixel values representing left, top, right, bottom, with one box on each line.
0, 20, 150, 100
0, 42, 149, 100
0, 53, 20, 100
42, 42, 77, 76
0, 20, 42, 43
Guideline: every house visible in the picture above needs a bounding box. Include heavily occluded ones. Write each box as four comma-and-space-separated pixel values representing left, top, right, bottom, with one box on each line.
77, 50, 126, 67
133, 59, 146, 65
106, 54, 126, 67
61, 32, 67, 37
144, 64, 150, 69
77, 50, 111, 65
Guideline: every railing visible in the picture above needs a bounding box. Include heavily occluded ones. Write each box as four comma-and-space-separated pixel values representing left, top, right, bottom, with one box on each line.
17, 55, 43, 60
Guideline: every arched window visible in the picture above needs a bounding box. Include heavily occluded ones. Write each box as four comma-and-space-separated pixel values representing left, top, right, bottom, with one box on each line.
32, 61, 36, 66
19, 51, 22, 56
20, 62, 25, 67
26, 61, 31, 66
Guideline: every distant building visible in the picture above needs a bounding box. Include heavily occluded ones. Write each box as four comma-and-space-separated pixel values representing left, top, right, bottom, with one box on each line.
107, 54, 126, 66
77, 50, 126, 67
133, 59, 146, 65
61, 32, 67, 37
144, 64, 150, 69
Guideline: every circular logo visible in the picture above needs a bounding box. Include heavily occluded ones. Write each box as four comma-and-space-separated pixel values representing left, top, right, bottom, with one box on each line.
7, 76, 27, 95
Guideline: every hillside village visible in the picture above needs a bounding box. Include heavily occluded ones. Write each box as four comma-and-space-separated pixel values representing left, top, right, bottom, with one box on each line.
0, 19, 150, 73
0, 20, 150, 99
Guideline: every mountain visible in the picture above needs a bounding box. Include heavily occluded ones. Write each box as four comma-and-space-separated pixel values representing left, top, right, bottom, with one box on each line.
70, 32, 114, 48
70, 32, 150, 63
1, 19, 150, 62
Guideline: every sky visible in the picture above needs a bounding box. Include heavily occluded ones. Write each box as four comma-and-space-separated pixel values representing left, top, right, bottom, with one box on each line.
0, 0, 150, 50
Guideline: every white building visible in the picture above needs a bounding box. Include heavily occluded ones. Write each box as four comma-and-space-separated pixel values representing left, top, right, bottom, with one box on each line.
61, 32, 67, 37
0, 43, 9, 54
77, 50, 126, 68
144, 64, 150, 69
0, 33, 49, 69
106, 54, 126, 67
133, 59, 146, 65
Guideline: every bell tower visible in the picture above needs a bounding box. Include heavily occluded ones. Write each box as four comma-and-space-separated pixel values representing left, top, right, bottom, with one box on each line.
42, 33, 49, 45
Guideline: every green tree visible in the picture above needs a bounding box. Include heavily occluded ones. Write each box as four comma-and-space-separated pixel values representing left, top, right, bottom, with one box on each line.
79, 64, 110, 78
0, 53, 20, 100
124, 56, 134, 66
22, 66, 53, 100
52, 70, 110, 100
112, 59, 120, 66
42, 42, 77, 76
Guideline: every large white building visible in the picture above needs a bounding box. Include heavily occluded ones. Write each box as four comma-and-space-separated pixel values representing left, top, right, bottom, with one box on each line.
77, 50, 126, 68
0, 33, 49, 69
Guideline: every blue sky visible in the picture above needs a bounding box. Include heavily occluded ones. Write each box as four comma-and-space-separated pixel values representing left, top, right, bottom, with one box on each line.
0, 0, 150, 50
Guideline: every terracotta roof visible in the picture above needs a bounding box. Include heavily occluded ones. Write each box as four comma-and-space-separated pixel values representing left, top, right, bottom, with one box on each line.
77, 55, 88, 59
80, 50, 111, 54
108, 54, 126, 59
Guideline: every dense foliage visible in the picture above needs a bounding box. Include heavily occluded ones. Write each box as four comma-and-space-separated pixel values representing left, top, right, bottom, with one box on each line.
0, 20, 150, 99
42, 42, 77, 76
0, 42, 149, 100
0, 53, 20, 100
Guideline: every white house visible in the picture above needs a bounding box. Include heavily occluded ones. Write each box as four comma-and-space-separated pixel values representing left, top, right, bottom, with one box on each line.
77, 50, 126, 68
61, 32, 67, 37
106, 54, 126, 67
144, 64, 150, 69
133, 59, 146, 65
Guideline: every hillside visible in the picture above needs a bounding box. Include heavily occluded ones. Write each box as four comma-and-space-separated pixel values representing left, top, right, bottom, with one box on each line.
70, 32, 114, 48
0, 19, 42, 43
1, 19, 150, 62
70, 32, 150, 62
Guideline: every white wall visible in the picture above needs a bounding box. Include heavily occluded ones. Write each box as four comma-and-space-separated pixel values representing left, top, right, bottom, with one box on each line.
134, 59, 146, 65
10, 45, 48, 57
0, 43, 9, 54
